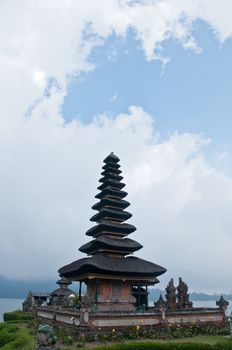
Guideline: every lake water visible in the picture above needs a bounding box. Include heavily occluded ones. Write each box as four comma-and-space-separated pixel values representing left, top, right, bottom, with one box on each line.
193, 300, 232, 316
1, 298, 232, 322
0, 298, 24, 322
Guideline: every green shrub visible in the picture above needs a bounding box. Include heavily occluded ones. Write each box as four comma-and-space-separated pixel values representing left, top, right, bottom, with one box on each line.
215, 341, 232, 350
0, 321, 35, 350
0, 327, 17, 347
7, 326, 19, 334
3, 311, 34, 322
0, 335, 32, 350
62, 335, 74, 345
125, 324, 230, 341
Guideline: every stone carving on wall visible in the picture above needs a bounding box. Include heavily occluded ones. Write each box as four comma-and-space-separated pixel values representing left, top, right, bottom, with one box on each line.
176, 277, 193, 309
216, 295, 229, 311
166, 278, 177, 309
161, 277, 193, 310
154, 294, 166, 311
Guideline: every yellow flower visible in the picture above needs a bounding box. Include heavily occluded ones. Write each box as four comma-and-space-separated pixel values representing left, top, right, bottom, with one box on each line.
136, 325, 140, 331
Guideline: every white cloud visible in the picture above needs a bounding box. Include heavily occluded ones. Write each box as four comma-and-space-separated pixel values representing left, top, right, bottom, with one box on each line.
0, 1, 231, 123
1, 105, 232, 294
0, 0, 232, 293
33, 69, 47, 88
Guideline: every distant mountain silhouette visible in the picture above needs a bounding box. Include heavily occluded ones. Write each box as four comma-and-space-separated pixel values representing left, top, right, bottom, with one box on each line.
1, 276, 231, 301
0, 276, 79, 298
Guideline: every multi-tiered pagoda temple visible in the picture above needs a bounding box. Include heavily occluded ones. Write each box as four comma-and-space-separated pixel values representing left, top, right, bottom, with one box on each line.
59, 153, 166, 311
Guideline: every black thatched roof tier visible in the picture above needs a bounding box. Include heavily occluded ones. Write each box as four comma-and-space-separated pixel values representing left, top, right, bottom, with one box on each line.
102, 162, 120, 170
50, 278, 74, 297
31, 293, 50, 298
59, 253, 166, 280
92, 198, 130, 211
79, 236, 142, 255
85, 221, 136, 237
97, 179, 125, 191
95, 187, 127, 199
101, 168, 122, 176
50, 287, 74, 297
99, 174, 123, 183
103, 152, 120, 163
90, 208, 132, 223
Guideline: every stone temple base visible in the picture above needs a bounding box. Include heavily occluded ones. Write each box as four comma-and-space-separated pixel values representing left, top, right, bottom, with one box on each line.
37, 306, 226, 332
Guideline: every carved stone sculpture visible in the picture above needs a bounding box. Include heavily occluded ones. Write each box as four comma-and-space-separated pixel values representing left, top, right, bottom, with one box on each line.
177, 277, 193, 309
216, 295, 229, 311
166, 278, 177, 309
37, 324, 57, 348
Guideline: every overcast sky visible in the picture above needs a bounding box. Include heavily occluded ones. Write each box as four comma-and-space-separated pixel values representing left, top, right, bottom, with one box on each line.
0, 0, 232, 294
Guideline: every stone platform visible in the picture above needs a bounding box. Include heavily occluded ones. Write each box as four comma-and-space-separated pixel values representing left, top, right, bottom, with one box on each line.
36, 306, 226, 332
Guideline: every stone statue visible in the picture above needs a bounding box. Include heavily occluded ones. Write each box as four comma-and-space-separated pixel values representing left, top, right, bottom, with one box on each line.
36, 324, 57, 349
216, 295, 229, 311
177, 277, 193, 309
165, 278, 177, 309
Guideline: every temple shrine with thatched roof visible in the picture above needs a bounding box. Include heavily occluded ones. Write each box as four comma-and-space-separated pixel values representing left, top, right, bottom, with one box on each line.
59, 152, 166, 311
34, 153, 227, 330
49, 277, 74, 307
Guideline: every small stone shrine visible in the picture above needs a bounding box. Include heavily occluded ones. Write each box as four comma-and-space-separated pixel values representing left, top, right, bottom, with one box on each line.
49, 277, 74, 307
58, 152, 167, 311
22, 291, 50, 312
154, 294, 166, 311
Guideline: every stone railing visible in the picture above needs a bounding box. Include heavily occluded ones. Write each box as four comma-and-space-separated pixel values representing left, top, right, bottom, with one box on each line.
36, 305, 226, 331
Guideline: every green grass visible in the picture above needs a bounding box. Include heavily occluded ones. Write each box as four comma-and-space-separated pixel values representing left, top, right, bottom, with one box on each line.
0, 322, 35, 350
